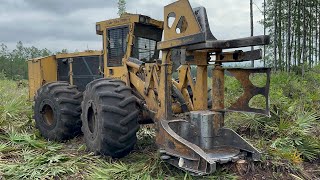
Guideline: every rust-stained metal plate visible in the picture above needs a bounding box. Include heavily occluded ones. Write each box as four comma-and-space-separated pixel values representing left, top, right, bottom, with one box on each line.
187, 35, 270, 51
157, 113, 262, 176
162, 0, 201, 41
157, 33, 206, 50
226, 68, 271, 116
215, 49, 263, 63
157, 0, 206, 50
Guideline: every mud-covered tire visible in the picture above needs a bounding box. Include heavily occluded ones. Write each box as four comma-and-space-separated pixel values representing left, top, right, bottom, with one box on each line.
34, 82, 82, 141
81, 78, 140, 158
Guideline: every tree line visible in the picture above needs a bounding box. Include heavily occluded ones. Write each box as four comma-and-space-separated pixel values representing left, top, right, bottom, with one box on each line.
0, 42, 70, 80
0, 42, 52, 79
264, 0, 320, 74
1, 0, 320, 80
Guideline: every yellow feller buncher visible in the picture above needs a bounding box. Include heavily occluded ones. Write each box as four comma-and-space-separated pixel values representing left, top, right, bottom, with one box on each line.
28, 0, 270, 175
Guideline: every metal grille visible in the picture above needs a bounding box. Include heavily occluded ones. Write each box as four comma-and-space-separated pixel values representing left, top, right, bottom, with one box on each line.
57, 56, 102, 91
107, 27, 129, 66
133, 37, 157, 62
132, 24, 162, 62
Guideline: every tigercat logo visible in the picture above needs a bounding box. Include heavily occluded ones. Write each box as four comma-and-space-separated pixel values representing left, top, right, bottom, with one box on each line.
108, 76, 122, 80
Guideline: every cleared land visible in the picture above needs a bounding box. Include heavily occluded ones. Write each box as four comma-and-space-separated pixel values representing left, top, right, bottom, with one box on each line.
0, 70, 319, 179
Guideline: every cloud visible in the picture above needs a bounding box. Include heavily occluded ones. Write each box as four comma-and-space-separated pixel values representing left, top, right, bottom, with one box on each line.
0, 0, 265, 52
25, 0, 117, 15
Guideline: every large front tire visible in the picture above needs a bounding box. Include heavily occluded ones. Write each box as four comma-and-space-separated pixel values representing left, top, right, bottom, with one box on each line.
34, 82, 82, 141
81, 78, 140, 158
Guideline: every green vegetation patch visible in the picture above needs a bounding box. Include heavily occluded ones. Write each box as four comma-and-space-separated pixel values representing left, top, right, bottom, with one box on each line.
0, 70, 320, 179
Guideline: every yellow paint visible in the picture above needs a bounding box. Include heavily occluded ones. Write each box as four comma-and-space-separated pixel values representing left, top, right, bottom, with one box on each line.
156, 51, 173, 120
96, 14, 163, 35
28, 56, 57, 100
69, 58, 74, 85
28, 60, 41, 100
192, 52, 208, 110
56, 50, 102, 59
28, 0, 213, 121
163, 0, 201, 41
104, 66, 128, 83
193, 65, 208, 110
28, 50, 102, 100
129, 72, 159, 112
176, 65, 195, 111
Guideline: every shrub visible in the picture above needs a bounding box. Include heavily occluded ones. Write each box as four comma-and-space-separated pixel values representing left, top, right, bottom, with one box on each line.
225, 71, 320, 164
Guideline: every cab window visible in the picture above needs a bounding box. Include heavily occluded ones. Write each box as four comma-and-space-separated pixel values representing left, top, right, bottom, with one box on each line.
107, 26, 129, 67
132, 24, 163, 62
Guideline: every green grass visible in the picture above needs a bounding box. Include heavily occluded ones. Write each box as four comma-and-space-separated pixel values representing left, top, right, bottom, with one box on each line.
225, 69, 320, 177
0, 70, 320, 179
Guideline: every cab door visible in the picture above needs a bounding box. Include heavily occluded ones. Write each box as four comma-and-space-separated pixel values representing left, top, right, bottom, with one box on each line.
103, 26, 130, 80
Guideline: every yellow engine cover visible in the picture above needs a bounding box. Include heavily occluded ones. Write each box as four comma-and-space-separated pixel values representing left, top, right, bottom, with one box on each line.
27, 56, 57, 100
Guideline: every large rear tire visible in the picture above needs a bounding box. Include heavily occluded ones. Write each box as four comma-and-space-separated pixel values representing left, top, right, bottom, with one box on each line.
34, 82, 82, 141
81, 78, 140, 158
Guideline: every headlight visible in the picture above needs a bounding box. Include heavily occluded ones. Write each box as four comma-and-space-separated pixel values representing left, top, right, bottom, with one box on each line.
96, 24, 101, 31
139, 16, 146, 23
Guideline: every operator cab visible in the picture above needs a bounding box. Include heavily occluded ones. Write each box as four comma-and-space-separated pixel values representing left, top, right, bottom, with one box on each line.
96, 14, 163, 69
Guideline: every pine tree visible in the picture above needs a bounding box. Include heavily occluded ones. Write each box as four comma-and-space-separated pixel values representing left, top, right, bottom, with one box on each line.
118, 0, 126, 17
263, 0, 320, 73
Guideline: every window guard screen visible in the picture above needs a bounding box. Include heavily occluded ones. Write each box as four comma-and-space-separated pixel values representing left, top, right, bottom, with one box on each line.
107, 27, 129, 67
132, 23, 162, 62
133, 37, 157, 62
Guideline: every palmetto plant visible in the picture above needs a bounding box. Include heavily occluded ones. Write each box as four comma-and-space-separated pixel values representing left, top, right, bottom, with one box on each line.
226, 72, 320, 164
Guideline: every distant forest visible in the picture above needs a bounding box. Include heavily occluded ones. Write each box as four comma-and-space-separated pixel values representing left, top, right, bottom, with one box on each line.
264, 0, 319, 74
1, 0, 320, 79
0, 42, 68, 80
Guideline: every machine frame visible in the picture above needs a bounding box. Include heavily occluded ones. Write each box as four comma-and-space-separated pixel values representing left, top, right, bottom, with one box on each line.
28, 0, 271, 175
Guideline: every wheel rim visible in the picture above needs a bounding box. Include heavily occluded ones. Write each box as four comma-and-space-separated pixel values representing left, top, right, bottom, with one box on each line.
87, 106, 96, 134
41, 104, 55, 126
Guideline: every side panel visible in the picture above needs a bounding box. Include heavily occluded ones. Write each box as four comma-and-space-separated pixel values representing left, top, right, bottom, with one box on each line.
104, 66, 128, 82
28, 60, 41, 100
28, 56, 57, 100
72, 56, 103, 91
106, 26, 129, 67
57, 55, 102, 91
41, 56, 58, 84
57, 59, 69, 83
103, 25, 131, 84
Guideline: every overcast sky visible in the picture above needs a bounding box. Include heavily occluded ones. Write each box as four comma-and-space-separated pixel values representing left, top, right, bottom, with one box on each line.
0, 0, 264, 52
